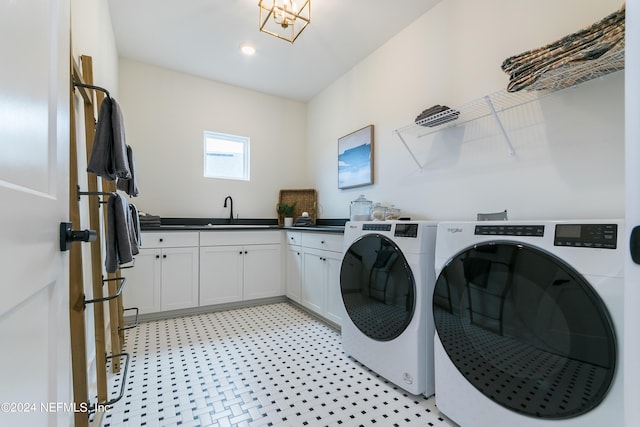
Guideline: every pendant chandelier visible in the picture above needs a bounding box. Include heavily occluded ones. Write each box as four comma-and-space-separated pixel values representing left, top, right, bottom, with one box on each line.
258, 0, 311, 43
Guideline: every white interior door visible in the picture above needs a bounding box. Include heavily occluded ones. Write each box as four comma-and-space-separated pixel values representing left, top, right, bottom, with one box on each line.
0, 1, 71, 426
626, 2, 640, 425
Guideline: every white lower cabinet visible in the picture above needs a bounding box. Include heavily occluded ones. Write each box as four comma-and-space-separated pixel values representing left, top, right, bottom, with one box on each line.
199, 231, 282, 306
243, 244, 282, 300
199, 245, 244, 305
291, 232, 344, 326
123, 232, 199, 315
302, 248, 325, 313
324, 252, 344, 325
284, 232, 303, 303
285, 245, 303, 303
122, 248, 161, 314
123, 229, 343, 321
159, 247, 200, 311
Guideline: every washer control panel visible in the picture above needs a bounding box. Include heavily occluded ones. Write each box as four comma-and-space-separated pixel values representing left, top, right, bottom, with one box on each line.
554, 224, 618, 249
475, 225, 545, 237
394, 223, 418, 238
362, 223, 391, 232
361, 222, 419, 238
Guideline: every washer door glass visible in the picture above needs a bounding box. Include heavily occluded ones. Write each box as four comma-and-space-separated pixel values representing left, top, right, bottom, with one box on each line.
340, 234, 415, 341
433, 242, 616, 419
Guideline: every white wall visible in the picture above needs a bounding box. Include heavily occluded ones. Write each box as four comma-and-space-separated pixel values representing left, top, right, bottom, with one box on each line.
117, 59, 308, 219
71, 0, 118, 94
307, 0, 624, 221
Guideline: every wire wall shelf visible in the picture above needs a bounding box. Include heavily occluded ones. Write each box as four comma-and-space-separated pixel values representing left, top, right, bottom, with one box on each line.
393, 47, 625, 169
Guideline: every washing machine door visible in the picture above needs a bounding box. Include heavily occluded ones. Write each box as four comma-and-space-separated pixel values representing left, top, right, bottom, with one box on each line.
340, 234, 415, 341
433, 241, 616, 420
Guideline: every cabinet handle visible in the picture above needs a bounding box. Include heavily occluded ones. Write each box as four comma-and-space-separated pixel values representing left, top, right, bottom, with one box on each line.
159, 238, 164, 242
156, 255, 160, 259
163, 254, 167, 259
239, 251, 243, 255
321, 240, 325, 244
244, 250, 248, 254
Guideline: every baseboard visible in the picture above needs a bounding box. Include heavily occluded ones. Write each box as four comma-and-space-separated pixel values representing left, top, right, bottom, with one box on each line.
123, 296, 288, 324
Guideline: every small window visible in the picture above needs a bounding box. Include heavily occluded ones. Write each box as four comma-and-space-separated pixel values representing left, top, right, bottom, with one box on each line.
204, 131, 250, 181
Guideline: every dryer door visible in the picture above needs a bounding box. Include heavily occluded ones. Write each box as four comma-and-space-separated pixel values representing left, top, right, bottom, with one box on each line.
433, 241, 616, 419
340, 234, 415, 341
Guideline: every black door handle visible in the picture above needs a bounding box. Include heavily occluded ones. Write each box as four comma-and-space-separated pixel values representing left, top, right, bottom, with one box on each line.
631, 226, 640, 264
59, 222, 97, 251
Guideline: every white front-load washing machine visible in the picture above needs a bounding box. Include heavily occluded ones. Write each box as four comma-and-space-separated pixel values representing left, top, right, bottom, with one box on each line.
340, 220, 438, 396
433, 220, 624, 426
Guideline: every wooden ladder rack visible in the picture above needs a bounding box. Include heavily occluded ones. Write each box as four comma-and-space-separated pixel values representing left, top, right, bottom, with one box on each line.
69, 54, 136, 426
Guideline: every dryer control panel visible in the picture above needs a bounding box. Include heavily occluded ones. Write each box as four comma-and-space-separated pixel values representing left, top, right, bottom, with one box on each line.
554, 223, 618, 249
475, 225, 545, 236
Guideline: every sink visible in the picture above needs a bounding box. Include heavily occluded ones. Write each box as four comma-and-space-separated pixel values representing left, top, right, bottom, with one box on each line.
158, 224, 272, 229
205, 224, 271, 228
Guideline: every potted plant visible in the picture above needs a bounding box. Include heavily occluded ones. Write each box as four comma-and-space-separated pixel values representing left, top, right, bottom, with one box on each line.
277, 202, 297, 226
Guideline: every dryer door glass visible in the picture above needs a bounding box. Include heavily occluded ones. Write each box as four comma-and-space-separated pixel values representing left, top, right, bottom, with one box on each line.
433, 242, 616, 419
340, 234, 415, 341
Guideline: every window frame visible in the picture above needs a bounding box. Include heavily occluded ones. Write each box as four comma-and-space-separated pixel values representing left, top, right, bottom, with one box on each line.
203, 130, 250, 181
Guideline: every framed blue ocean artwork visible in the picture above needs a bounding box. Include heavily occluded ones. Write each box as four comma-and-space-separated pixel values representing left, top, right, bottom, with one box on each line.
338, 124, 374, 189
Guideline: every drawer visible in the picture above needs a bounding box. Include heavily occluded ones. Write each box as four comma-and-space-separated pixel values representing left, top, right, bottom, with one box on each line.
285, 231, 302, 246
141, 231, 199, 248
200, 230, 282, 246
300, 232, 343, 252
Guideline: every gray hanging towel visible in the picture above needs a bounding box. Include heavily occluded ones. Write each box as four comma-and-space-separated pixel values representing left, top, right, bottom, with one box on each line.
117, 145, 139, 196
106, 193, 133, 273
87, 97, 131, 180
128, 202, 141, 255
111, 98, 131, 179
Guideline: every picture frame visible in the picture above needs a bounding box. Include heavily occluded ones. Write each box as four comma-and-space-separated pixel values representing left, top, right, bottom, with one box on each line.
338, 124, 374, 189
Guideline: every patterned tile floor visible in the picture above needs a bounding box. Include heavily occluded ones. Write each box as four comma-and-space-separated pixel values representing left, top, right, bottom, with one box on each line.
96, 302, 456, 427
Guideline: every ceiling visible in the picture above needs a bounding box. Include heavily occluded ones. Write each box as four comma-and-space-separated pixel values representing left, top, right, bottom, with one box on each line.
108, 0, 441, 102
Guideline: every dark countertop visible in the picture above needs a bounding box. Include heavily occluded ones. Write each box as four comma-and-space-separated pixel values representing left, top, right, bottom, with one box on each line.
148, 224, 279, 231
282, 225, 344, 233
141, 217, 346, 233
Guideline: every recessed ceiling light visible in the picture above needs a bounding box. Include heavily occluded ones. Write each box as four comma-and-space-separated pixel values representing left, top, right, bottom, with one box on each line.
241, 44, 256, 56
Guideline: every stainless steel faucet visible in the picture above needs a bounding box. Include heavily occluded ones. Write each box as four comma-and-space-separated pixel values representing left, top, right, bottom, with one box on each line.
223, 195, 234, 223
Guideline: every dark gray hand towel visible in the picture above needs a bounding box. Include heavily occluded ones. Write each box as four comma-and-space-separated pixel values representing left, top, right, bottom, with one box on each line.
87, 97, 116, 180
87, 97, 131, 180
128, 203, 141, 255
111, 98, 131, 179
106, 193, 134, 273
117, 145, 139, 196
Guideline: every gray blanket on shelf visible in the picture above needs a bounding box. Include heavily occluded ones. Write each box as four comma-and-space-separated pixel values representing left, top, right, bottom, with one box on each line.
501, 4, 625, 92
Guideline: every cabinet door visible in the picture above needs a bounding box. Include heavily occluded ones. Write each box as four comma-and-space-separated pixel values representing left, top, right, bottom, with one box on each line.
200, 245, 243, 305
244, 244, 283, 300
302, 248, 325, 314
285, 246, 302, 303
122, 248, 162, 314
160, 246, 199, 311
324, 251, 344, 325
